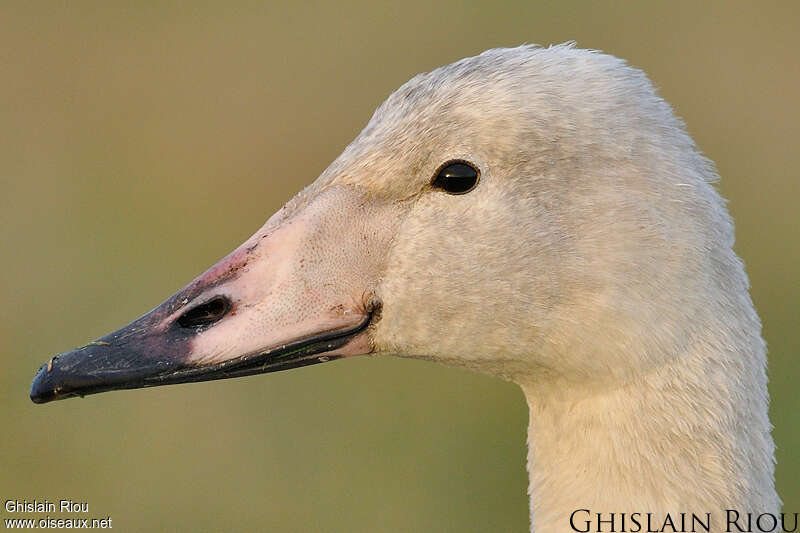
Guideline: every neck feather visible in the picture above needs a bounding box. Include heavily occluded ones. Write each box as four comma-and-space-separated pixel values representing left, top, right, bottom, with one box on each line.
519, 327, 778, 533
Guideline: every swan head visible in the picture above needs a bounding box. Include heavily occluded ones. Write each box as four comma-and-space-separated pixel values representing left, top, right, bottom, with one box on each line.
30, 44, 729, 402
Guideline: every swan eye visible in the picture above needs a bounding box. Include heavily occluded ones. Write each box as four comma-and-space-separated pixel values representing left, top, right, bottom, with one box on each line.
177, 296, 230, 329
431, 161, 480, 195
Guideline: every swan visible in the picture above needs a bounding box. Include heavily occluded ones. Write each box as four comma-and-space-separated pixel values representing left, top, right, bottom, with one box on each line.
30, 44, 779, 532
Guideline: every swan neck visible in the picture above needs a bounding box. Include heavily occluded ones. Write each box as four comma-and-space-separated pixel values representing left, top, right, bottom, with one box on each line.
519, 341, 778, 533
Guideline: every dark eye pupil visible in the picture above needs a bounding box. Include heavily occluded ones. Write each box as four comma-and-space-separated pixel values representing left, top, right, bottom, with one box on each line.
432, 162, 479, 194
178, 296, 230, 329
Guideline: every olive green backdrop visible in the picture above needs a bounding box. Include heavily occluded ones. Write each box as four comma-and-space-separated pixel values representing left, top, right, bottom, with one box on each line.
1, 2, 797, 531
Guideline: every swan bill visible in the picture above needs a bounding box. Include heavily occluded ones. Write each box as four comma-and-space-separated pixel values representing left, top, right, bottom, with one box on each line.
29, 313, 373, 404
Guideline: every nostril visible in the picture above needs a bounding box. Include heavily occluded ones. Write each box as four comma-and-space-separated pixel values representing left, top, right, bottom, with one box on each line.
177, 296, 230, 329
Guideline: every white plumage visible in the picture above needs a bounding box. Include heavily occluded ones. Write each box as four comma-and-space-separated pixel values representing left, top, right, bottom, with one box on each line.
32, 44, 779, 533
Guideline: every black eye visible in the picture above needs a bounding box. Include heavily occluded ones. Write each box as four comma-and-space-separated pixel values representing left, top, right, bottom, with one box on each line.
431, 161, 480, 195
177, 296, 230, 329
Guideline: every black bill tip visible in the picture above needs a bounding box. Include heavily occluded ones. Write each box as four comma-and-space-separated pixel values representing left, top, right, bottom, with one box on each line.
29, 342, 183, 404
30, 360, 59, 404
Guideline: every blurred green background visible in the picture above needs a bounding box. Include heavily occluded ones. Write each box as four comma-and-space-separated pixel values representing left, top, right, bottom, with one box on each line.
1, 2, 797, 531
